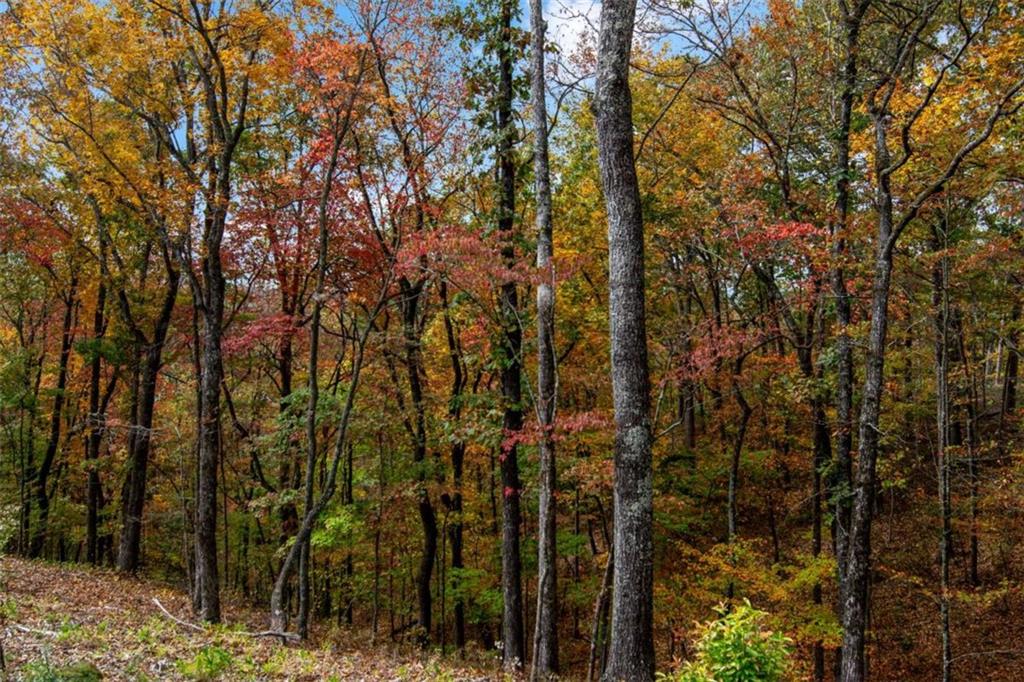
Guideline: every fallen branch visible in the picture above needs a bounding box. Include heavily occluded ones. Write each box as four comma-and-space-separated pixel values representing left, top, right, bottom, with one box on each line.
152, 598, 204, 632
152, 598, 300, 643
242, 630, 301, 643
10, 623, 60, 637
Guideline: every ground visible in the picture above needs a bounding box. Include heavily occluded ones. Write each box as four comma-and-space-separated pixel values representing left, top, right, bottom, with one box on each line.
0, 557, 498, 681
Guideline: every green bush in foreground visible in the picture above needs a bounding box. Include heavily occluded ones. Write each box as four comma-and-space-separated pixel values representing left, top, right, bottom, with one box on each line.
660, 601, 792, 682
21, 659, 103, 682
176, 645, 234, 681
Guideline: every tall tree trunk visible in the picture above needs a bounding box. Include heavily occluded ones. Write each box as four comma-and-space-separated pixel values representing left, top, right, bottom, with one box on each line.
294, 128, 341, 642
588, 550, 614, 682
30, 274, 78, 558
727, 376, 752, 546
594, 0, 655, 676
840, 114, 897, 682
828, 5, 870, 676
932, 230, 953, 682
530, 0, 558, 675
401, 280, 439, 646
440, 281, 467, 650
497, 0, 525, 669
85, 274, 107, 565
1002, 299, 1019, 415
117, 266, 179, 572
270, 110, 350, 634
194, 198, 228, 623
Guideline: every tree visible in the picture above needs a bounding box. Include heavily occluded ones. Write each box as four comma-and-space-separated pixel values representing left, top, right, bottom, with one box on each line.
594, 0, 655, 677
839, 3, 1024, 677
530, 0, 559, 673
267, 32, 368, 636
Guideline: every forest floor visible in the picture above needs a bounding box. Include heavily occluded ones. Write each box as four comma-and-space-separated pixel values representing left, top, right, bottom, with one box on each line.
0, 557, 499, 681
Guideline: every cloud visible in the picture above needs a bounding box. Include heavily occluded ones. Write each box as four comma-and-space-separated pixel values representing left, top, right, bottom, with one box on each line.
543, 0, 600, 61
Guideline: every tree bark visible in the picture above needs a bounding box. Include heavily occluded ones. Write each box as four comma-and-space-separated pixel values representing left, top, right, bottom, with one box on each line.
530, 0, 558, 675
931, 228, 953, 682
440, 280, 467, 650
29, 274, 77, 559
839, 115, 897, 682
194, 218, 226, 622
117, 261, 179, 572
828, 5, 870, 676
497, 0, 525, 669
1002, 300, 1019, 415
85, 270, 108, 566
594, 0, 655, 676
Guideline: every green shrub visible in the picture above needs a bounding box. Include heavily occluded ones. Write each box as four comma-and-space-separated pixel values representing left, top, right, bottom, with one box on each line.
660, 601, 792, 682
21, 659, 102, 681
176, 645, 234, 681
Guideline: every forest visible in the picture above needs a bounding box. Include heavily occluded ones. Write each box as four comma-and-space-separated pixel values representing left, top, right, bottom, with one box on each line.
1, 0, 1023, 679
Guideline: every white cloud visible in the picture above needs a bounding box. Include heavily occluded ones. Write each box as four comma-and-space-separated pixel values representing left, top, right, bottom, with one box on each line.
543, 0, 600, 61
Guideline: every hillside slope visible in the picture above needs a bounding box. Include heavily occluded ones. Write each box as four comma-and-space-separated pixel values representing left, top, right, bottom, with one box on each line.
0, 557, 495, 681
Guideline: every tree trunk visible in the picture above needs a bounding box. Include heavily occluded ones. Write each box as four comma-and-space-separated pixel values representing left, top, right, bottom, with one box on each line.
588, 550, 614, 682
932, 230, 953, 682
194, 199, 228, 623
440, 280, 467, 650
117, 268, 179, 572
85, 274, 107, 565
269, 310, 380, 634
828, 6, 869, 675
530, 0, 558, 675
594, 0, 655, 676
402, 281, 439, 646
29, 274, 77, 559
840, 115, 897, 682
1002, 300, 1019, 415
497, 0, 525, 669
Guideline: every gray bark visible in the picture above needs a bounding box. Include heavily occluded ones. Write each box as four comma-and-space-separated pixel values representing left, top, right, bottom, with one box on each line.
828, 5, 870, 676
594, 0, 655, 677
931, 228, 953, 682
529, 0, 558, 676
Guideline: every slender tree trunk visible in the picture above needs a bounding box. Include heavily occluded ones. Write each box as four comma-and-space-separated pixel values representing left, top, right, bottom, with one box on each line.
440, 281, 467, 650
588, 550, 614, 682
840, 115, 897, 682
497, 0, 525, 668
270, 114, 348, 633
594, 0, 655, 676
530, 0, 558, 675
811, 394, 829, 681
85, 274, 107, 565
932, 230, 953, 682
727, 379, 752, 546
829, 6, 870, 676
118, 269, 179, 572
194, 200, 228, 623
1002, 300, 1019, 415
402, 281, 439, 645
269, 309, 380, 633
30, 274, 77, 558
960, 342, 980, 587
